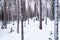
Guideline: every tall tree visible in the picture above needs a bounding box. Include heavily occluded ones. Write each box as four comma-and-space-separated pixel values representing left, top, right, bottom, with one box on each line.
28, 0, 29, 24
7, 0, 10, 22
39, 0, 42, 30
14, 0, 17, 20
34, 0, 36, 17
4, 0, 7, 28
11, 3, 14, 24
21, 0, 25, 40
17, 0, 19, 33
45, 0, 47, 25
34, 0, 38, 20
51, 0, 54, 20
0, 4, 3, 21
54, 0, 59, 40
8, 4, 10, 22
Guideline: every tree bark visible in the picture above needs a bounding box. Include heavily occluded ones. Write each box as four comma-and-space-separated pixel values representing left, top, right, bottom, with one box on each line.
54, 0, 58, 40
4, 0, 7, 28
39, 0, 42, 30
45, 0, 47, 25
28, 1, 29, 24
21, 0, 25, 40
17, 0, 19, 33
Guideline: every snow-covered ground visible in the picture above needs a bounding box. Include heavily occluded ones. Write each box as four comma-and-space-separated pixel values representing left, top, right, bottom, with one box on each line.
0, 17, 60, 40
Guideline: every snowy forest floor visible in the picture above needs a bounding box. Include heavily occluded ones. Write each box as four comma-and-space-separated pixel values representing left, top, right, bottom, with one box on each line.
0, 17, 60, 40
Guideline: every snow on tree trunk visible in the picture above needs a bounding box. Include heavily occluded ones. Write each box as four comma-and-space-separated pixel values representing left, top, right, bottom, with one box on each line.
54, 0, 58, 40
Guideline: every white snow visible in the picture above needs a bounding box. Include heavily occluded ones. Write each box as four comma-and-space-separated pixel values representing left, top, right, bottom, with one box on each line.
0, 17, 60, 40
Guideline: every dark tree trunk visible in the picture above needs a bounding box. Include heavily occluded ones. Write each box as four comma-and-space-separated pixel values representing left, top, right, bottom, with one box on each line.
34, 2, 36, 17
17, 0, 19, 33
45, 0, 48, 25
21, 0, 25, 40
28, 1, 29, 24
51, 0, 54, 20
39, 0, 42, 30
54, 0, 59, 40
4, 0, 7, 28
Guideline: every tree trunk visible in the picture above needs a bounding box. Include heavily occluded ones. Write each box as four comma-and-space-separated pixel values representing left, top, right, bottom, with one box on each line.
4, 0, 7, 28
28, 0, 29, 24
14, 0, 17, 20
54, 0, 58, 40
17, 0, 19, 33
21, 0, 25, 40
45, 0, 47, 25
39, 0, 42, 30
34, 0, 38, 20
